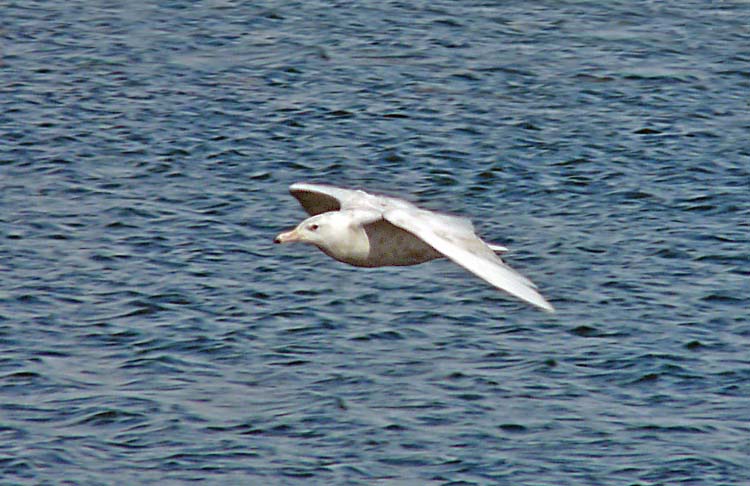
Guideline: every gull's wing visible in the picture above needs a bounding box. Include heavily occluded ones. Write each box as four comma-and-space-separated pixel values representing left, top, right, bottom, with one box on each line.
384, 208, 554, 312
289, 182, 357, 215
289, 182, 416, 216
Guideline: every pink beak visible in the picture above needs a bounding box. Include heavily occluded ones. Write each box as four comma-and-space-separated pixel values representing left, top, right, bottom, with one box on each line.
274, 228, 301, 244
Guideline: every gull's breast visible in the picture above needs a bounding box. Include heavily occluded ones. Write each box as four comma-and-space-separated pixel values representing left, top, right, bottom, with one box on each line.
360, 220, 442, 267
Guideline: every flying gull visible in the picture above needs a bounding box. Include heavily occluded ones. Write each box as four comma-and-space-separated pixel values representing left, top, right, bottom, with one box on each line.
274, 182, 554, 312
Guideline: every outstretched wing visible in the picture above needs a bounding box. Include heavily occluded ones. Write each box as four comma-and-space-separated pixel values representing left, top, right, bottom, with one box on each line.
289, 182, 351, 215
289, 182, 417, 216
384, 208, 554, 312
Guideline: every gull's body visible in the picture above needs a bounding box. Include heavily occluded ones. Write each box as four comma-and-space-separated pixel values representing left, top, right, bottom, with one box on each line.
274, 182, 554, 312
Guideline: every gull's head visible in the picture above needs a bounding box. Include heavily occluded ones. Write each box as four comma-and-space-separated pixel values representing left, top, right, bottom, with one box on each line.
274, 213, 342, 248
274, 211, 371, 265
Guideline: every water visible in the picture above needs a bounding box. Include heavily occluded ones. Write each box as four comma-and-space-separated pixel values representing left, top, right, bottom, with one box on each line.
2, 1, 749, 484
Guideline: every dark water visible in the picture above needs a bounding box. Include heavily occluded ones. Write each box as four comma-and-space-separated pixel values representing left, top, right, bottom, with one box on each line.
2, 1, 749, 484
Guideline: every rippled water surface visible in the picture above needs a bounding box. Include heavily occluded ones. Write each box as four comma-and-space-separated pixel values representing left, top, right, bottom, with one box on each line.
2, 1, 749, 484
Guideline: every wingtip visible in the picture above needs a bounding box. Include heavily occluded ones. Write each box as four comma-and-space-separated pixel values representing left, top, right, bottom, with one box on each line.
289, 181, 306, 192
289, 181, 327, 190
524, 292, 555, 313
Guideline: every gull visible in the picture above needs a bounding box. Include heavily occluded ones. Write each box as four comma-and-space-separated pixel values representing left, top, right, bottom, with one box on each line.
274, 182, 554, 312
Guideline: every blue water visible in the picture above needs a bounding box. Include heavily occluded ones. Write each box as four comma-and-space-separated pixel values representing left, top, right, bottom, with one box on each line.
2, 1, 749, 484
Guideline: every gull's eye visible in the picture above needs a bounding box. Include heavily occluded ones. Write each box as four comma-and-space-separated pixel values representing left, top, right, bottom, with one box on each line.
309, 224, 319, 231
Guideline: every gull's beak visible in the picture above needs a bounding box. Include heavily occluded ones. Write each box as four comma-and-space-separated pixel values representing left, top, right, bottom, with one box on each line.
274, 228, 301, 244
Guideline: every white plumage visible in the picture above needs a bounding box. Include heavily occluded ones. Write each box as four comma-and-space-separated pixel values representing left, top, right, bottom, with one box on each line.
274, 182, 554, 312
